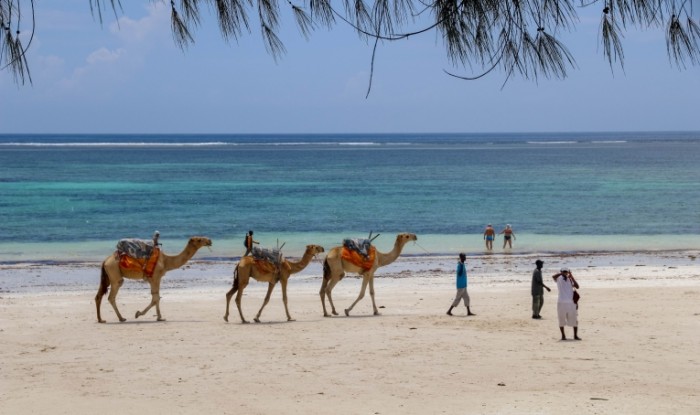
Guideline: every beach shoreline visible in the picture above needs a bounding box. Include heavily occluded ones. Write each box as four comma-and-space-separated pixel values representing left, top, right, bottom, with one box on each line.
2, 249, 698, 295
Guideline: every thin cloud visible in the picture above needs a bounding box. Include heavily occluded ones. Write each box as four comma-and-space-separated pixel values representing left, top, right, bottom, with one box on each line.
109, 2, 170, 45
86, 47, 125, 64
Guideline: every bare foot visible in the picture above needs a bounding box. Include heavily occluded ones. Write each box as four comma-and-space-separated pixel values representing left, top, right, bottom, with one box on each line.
575, 336, 582, 340
468, 313, 476, 316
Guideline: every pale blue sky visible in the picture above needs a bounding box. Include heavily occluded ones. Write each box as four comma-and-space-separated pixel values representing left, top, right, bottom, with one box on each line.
1, 0, 698, 134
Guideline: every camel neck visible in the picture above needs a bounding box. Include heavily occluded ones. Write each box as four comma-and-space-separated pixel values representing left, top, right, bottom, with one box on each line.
377, 239, 405, 267
162, 242, 198, 271
288, 250, 315, 274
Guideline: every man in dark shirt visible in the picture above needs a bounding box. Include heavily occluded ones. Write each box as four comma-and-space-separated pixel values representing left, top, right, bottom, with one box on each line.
244, 230, 259, 256
531, 259, 550, 319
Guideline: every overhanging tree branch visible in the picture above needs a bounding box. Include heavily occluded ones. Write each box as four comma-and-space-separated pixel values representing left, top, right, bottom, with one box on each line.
1, 0, 698, 87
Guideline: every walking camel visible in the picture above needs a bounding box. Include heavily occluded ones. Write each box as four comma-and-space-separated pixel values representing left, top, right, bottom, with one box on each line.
95, 236, 212, 323
320, 233, 417, 317
224, 244, 325, 323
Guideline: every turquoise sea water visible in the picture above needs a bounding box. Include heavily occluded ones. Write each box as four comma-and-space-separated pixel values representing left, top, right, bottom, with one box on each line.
1, 132, 699, 263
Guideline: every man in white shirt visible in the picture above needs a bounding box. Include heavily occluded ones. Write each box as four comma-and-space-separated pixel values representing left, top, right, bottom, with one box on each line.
553, 268, 580, 340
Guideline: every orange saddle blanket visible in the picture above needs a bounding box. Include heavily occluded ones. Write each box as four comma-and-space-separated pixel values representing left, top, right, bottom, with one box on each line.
253, 259, 279, 275
341, 246, 376, 271
118, 248, 160, 278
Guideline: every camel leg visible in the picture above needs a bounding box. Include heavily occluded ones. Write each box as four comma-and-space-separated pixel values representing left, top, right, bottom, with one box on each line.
95, 263, 110, 323
135, 279, 165, 321
280, 278, 294, 322
326, 278, 342, 316
134, 290, 159, 320
223, 278, 239, 322
107, 279, 127, 322
235, 281, 249, 324
254, 282, 276, 323
95, 290, 106, 323
153, 289, 165, 321
345, 276, 370, 316
319, 277, 330, 317
369, 276, 380, 316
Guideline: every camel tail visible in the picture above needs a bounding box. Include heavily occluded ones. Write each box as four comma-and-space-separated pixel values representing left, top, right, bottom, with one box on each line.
98, 262, 110, 295
323, 259, 331, 281
232, 265, 239, 290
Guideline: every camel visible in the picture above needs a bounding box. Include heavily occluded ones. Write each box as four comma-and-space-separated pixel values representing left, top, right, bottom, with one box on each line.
95, 236, 212, 323
224, 244, 325, 324
319, 233, 417, 317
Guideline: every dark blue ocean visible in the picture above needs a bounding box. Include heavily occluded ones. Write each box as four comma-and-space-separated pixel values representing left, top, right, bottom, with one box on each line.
1, 132, 699, 262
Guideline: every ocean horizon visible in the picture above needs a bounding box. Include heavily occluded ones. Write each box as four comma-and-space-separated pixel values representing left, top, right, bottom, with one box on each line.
2, 131, 699, 264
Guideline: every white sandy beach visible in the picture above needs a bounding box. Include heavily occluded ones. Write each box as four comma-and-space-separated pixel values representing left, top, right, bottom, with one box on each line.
1, 251, 700, 414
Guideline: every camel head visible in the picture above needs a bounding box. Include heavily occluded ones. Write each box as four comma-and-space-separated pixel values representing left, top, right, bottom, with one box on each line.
305, 244, 325, 256
396, 233, 418, 246
188, 236, 213, 250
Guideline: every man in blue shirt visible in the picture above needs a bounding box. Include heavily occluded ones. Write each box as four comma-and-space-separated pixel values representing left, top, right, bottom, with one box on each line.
447, 253, 475, 316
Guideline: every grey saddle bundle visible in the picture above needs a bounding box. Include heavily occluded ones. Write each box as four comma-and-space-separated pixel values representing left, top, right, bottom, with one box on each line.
251, 246, 284, 266
343, 231, 380, 259
116, 239, 155, 260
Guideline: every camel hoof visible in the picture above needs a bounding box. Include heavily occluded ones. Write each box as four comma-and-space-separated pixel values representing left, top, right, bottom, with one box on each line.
344, 309, 350, 317
288, 318, 296, 322
119, 317, 127, 323
157, 317, 166, 322
135, 311, 141, 319
223, 315, 229, 322
254, 318, 261, 323
332, 310, 338, 316
98, 319, 106, 324
241, 320, 250, 324
374, 311, 381, 316
323, 313, 331, 318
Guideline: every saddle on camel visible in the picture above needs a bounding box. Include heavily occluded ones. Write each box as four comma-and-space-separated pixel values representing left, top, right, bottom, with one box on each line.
115, 231, 162, 279
341, 232, 380, 271
250, 245, 284, 275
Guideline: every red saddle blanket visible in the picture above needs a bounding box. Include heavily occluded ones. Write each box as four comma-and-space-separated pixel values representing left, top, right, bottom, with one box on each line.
341, 246, 376, 271
118, 248, 160, 278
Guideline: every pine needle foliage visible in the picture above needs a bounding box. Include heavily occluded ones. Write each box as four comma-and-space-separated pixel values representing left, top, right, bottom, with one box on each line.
1, 0, 699, 85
